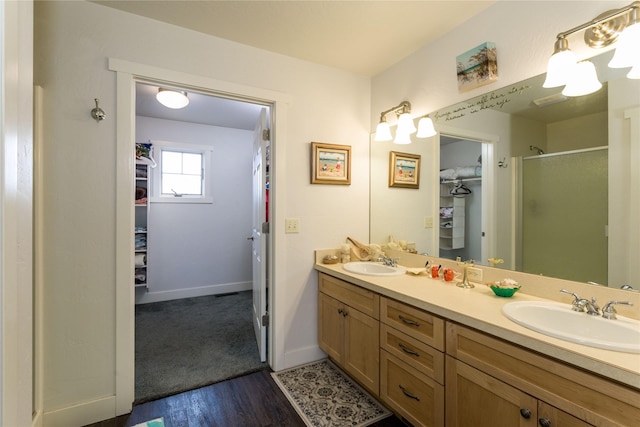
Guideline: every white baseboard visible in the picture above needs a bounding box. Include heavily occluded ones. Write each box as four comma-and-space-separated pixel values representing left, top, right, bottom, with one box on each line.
135, 281, 252, 304
43, 396, 115, 427
281, 345, 327, 371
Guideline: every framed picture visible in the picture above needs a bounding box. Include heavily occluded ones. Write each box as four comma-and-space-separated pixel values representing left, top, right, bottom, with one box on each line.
311, 142, 351, 185
389, 151, 420, 189
456, 42, 498, 92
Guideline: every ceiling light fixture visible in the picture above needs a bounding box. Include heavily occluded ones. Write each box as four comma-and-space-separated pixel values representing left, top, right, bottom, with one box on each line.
156, 88, 190, 109
544, 1, 639, 95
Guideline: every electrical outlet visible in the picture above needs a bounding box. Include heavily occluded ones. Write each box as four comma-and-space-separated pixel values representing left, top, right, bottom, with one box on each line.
466, 266, 483, 282
424, 216, 433, 228
285, 218, 300, 233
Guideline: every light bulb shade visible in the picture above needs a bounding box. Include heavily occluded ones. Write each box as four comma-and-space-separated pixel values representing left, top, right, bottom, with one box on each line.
543, 48, 577, 88
608, 22, 640, 68
562, 61, 602, 97
393, 131, 412, 145
416, 117, 436, 138
374, 121, 392, 141
396, 113, 417, 135
627, 63, 640, 79
156, 89, 189, 109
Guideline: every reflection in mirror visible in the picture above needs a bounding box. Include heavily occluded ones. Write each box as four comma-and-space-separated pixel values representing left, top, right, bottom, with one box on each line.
370, 49, 640, 287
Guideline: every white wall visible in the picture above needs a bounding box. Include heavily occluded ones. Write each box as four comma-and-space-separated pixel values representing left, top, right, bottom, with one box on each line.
34, 1, 369, 425
135, 117, 253, 303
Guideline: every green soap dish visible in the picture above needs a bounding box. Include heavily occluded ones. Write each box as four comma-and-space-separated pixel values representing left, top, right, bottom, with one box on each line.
489, 285, 521, 298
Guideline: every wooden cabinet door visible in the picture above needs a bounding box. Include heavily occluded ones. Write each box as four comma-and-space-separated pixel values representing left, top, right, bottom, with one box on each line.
318, 293, 344, 362
344, 305, 379, 395
537, 402, 592, 427
446, 356, 537, 427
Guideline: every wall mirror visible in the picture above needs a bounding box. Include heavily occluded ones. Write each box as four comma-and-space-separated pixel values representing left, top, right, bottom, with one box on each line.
370, 49, 639, 288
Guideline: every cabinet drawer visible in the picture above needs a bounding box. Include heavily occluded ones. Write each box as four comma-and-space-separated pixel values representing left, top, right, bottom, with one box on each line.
381, 297, 444, 351
447, 322, 640, 426
380, 350, 444, 427
318, 273, 379, 319
380, 324, 444, 385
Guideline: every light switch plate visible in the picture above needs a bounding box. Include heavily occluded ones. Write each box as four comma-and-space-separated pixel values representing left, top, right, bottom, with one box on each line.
285, 218, 300, 233
424, 216, 434, 228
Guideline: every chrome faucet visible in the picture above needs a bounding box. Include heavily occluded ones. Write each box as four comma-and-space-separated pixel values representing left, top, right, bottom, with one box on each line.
576, 297, 600, 316
601, 301, 634, 320
378, 255, 398, 267
560, 289, 600, 315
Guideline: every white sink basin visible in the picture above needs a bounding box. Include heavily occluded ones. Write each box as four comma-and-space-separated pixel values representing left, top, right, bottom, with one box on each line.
502, 301, 640, 353
343, 262, 407, 277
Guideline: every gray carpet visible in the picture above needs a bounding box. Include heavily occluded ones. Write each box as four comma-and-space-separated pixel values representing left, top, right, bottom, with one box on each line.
135, 291, 268, 403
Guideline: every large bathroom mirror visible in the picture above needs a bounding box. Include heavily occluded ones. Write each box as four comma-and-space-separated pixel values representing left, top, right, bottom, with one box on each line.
370, 49, 640, 287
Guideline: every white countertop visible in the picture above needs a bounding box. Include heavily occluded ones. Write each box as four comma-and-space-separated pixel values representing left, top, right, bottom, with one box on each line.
315, 258, 640, 390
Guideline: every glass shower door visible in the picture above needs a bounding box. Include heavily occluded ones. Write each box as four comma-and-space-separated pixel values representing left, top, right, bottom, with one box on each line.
520, 147, 608, 284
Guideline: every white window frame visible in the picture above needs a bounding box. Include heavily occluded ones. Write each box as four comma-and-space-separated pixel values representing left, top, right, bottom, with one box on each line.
149, 140, 213, 204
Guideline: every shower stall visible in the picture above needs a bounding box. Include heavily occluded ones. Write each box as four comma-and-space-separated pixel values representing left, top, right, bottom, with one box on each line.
516, 146, 608, 284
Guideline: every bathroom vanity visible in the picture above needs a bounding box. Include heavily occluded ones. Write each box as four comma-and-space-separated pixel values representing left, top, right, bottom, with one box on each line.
315, 252, 640, 427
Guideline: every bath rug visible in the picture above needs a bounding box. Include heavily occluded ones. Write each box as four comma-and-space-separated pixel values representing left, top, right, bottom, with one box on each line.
133, 417, 164, 427
271, 359, 391, 427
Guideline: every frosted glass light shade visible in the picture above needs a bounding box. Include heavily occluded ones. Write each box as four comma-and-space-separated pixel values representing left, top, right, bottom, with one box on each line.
608, 22, 640, 68
156, 89, 189, 109
416, 117, 436, 138
374, 122, 392, 141
627, 63, 640, 79
562, 61, 602, 97
543, 49, 577, 88
396, 113, 417, 135
393, 131, 412, 145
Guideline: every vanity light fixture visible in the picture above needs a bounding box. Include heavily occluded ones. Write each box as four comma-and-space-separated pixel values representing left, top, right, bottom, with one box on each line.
375, 101, 436, 143
544, 1, 640, 95
156, 88, 190, 109
375, 101, 415, 143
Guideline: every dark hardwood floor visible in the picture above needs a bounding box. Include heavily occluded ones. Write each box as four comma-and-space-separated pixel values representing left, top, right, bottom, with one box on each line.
86, 370, 408, 427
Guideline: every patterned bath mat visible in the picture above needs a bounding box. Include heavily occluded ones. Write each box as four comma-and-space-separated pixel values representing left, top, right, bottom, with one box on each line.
271, 359, 391, 427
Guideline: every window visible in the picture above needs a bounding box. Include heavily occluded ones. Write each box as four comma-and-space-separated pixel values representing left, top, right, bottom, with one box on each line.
150, 141, 213, 203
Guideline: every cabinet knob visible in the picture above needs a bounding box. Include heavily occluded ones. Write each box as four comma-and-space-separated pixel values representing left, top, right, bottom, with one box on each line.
538, 418, 551, 427
520, 408, 532, 419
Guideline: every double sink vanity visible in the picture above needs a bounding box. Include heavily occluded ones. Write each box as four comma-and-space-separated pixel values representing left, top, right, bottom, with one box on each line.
314, 249, 640, 427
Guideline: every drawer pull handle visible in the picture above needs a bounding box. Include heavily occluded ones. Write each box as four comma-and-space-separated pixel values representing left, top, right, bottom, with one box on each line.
398, 343, 420, 357
399, 385, 420, 401
538, 418, 551, 427
520, 408, 532, 419
398, 315, 420, 326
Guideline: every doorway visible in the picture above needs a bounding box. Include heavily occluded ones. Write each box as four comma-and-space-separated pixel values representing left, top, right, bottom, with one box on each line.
132, 82, 270, 402
435, 127, 497, 265
110, 57, 288, 413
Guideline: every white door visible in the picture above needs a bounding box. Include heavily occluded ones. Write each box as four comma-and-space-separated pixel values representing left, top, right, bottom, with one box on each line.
251, 108, 269, 362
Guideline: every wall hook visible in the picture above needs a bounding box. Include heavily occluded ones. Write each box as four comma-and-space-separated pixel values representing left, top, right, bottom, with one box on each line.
498, 158, 508, 168
91, 98, 106, 123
